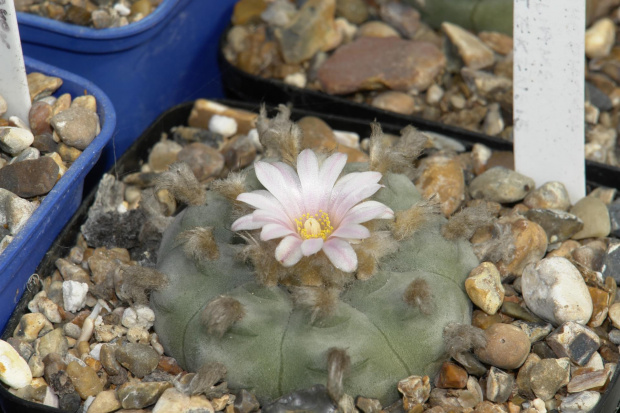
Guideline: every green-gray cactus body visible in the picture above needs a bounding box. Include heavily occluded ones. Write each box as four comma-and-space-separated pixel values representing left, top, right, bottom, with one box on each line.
151, 170, 478, 404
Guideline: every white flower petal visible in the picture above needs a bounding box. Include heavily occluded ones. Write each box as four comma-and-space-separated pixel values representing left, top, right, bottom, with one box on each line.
317, 152, 347, 209
237, 190, 286, 214
330, 223, 370, 240
331, 183, 384, 225
339, 201, 395, 226
329, 171, 382, 214
255, 161, 303, 219
253, 210, 295, 230
231, 214, 264, 231
300, 238, 324, 256
261, 223, 295, 241
323, 238, 357, 272
297, 149, 321, 213
275, 235, 304, 267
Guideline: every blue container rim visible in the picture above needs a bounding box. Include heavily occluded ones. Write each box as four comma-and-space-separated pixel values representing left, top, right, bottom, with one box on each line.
16, 0, 180, 40
0, 57, 117, 292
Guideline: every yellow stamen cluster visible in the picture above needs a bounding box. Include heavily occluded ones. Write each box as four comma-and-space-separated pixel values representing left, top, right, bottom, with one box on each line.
295, 211, 333, 240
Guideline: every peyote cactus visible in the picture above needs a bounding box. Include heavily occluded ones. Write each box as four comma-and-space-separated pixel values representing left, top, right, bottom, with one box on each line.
150, 108, 479, 405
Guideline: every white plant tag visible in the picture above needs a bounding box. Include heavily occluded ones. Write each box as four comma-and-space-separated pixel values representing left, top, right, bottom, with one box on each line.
0, 0, 31, 125
513, 0, 585, 203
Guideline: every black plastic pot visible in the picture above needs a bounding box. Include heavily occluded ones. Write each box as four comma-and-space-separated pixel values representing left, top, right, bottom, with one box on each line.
1, 100, 619, 412
218, 31, 620, 192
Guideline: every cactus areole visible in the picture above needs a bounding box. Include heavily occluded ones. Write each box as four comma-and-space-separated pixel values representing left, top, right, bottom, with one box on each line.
152, 139, 478, 404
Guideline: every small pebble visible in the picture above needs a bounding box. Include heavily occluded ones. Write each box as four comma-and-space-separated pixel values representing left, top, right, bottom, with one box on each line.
528, 358, 571, 400
475, 323, 531, 370
115, 343, 159, 378
469, 167, 535, 203
62, 280, 89, 313
0, 339, 32, 389
117, 381, 172, 409
546, 321, 601, 366
152, 387, 214, 413
465, 262, 504, 315
0, 127, 34, 156
570, 196, 611, 239
521, 257, 593, 326
559, 391, 601, 412
208, 115, 238, 139
51, 106, 100, 150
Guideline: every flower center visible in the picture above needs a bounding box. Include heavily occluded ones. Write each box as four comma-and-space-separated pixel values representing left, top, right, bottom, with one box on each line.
296, 211, 333, 240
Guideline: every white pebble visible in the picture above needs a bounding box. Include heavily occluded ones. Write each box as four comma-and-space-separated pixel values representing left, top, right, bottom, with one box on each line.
0, 339, 32, 389
42, 386, 59, 408
122, 305, 155, 330
113, 2, 131, 16
89, 343, 103, 361
208, 115, 238, 138
8, 116, 29, 130
284, 72, 307, 89
522, 257, 593, 326
62, 281, 89, 313
82, 395, 96, 413
0, 127, 34, 156
560, 391, 601, 412
246, 129, 262, 151
333, 130, 360, 149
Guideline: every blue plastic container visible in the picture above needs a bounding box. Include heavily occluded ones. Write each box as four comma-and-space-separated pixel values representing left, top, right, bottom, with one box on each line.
0, 57, 116, 333
17, 0, 236, 170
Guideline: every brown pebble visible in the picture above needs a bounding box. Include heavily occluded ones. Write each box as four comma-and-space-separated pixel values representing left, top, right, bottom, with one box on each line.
176, 142, 225, 182
29, 101, 53, 136
475, 323, 531, 370
435, 361, 468, 389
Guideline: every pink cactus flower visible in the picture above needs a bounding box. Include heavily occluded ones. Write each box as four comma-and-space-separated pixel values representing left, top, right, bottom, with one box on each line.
231, 149, 394, 272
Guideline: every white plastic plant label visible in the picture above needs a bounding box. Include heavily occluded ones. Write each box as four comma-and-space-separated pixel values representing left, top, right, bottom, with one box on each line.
0, 0, 31, 125
513, 0, 585, 203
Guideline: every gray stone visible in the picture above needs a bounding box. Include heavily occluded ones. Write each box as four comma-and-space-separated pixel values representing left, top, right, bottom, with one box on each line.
586, 82, 613, 111
603, 239, 620, 284
560, 391, 601, 412
529, 357, 571, 401
525, 209, 584, 243
608, 201, 620, 237
452, 351, 488, 377
9, 147, 40, 164
116, 381, 172, 409
469, 167, 535, 203
176, 143, 225, 182
6, 337, 34, 361
609, 329, 620, 345
51, 106, 100, 150
36, 328, 69, 359
379, 1, 420, 39
275, 0, 336, 64
115, 343, 159, 378
546, 322, 601, 366
511, 320, 553, 343
234, 389, 260, 413
485, 367, 513, 403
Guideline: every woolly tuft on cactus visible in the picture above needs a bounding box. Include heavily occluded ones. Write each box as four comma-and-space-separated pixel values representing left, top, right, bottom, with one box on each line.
151, 108, 479, 405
